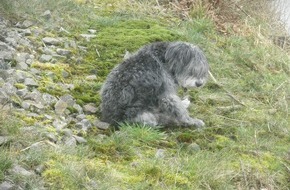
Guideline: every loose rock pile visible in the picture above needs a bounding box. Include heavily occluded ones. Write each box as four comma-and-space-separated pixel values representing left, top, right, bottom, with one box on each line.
0, 15, 110, 139
0, 14, 108, 189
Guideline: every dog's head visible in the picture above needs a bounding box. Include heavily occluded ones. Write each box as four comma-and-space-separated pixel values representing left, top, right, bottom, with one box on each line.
165, 42, 209, 89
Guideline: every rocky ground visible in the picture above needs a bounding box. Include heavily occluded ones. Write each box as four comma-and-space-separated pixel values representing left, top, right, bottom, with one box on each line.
0, 14, 109, 189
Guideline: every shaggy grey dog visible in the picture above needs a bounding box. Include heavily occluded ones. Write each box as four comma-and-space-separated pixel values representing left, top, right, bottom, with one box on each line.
101, 41, 209, 128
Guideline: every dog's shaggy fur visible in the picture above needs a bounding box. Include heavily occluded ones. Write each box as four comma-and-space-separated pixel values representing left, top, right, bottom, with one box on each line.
101, 41, 209, 127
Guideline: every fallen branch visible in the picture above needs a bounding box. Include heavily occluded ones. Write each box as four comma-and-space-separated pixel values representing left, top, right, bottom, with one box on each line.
209, 71, 246, 107
20, 140, 58, 152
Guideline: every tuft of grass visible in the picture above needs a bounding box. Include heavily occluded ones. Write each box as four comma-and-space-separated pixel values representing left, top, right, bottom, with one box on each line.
0, 152, 12, 181
0, 110, 21, 136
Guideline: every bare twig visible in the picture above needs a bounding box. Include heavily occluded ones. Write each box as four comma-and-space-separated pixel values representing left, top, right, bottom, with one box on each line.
275, 80, 288, 91
208, 71, 246, 106
20, 140, 58, 152
239, 159, 248, 188
282, 163, 290, 173
95, 48, 100, 57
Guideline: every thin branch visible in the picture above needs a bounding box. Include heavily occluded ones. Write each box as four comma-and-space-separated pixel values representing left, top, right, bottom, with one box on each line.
209, 71, 246, 107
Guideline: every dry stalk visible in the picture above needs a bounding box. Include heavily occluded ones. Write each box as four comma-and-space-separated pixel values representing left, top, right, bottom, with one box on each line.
209, 71, 246, 106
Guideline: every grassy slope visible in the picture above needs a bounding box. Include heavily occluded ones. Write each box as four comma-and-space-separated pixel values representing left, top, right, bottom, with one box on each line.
0, 0, 289, 189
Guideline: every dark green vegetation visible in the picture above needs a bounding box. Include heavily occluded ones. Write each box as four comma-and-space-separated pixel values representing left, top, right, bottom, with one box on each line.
0, 0, 289, 189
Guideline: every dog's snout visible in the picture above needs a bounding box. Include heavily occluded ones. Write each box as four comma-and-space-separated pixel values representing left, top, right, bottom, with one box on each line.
195, 81, 203, 87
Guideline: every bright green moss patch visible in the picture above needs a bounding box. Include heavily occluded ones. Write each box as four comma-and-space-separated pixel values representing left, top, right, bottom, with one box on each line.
75, 19, 183, 79
71, 81, 102, 106
68, 19, 184, 105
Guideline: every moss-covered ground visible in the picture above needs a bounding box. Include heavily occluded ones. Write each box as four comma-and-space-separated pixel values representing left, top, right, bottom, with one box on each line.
0, 0, 289, 189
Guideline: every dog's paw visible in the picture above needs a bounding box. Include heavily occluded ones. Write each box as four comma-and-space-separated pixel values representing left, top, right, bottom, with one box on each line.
181, 96, 190, 108
188, 118, 205, 128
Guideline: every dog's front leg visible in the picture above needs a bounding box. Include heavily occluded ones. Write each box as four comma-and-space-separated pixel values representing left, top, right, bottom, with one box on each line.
159, 94, 205, 128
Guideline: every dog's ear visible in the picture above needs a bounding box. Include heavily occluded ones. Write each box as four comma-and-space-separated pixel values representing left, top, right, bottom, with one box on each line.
165, 42, 209, 79
165, 42, 187, 75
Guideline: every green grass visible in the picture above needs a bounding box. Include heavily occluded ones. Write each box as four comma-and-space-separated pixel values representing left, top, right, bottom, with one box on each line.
0, 0, 289, 189
0, 152, 12, 181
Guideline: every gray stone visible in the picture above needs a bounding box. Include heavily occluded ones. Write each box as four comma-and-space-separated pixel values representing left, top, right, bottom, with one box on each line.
35, 164, 46, 175
60, 94, 75, 107
62, 70, 70, 78
44, 114, 53, 120
0, 41, 12, 50
56, 48, 71, 56
16, 62, 28, 70
19, 38, 31, 47
93, 120, 110, 130
88, 29, 97, 34
42, 37, 61, 45
43, 47, 55, 55
30, 68, 41, 75
73, 104, 83, 114
0, 136, 9, 145
24, 78, 38, 87
76, 114, 86, 121
41, 10, 52, 19
5, 37, 17, 47
83, 103, 97, 114
25, 58, 33, 65
63, 136, 77, 147
76, 119, 92, 130
24, 90, 42, 101
73, 135, 87, 144
9, 165, 34, 177
0, 59, 10, 70
16, 88, 28, 97
155, 149, 166, 158
30, 101, 45, 110
2, 82, 16, 95
85, 75, 97, 81
0, 181, 15, 190
68, 40, 77, 49
22, 20, 34, 28
42, 93, 57, 106
15, 70, 26, 83
0, 78, 5, 85
80, 34, 96, 41
0, 51, 14, 61
22, 28, 32, 36
0, 70, 10, 79
187, 143, 201, 152
0, 90, 9, 104
54, 99, 67, 115
39, 54, 52, 62
45, 133, 58, 143
46, 71, 56, 80
62, 128, 73, 137
21, 100, 31, 110
14, 52, 30, 63
52, 118, 67, 130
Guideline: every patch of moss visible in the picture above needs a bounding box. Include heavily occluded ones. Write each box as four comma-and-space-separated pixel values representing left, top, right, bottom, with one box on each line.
14, 83, 26, 89
71, 82, 102, 106
74, 19, 183, 80
239, 152, 282, 172
88, 138, 134, 161
144, 166, 162, 182
69, 20, 183, 105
